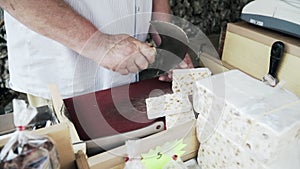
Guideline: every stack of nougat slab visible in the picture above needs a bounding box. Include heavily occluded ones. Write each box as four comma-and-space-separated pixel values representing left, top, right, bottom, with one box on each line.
146, 68, 211, 129
193, 70, 300, 169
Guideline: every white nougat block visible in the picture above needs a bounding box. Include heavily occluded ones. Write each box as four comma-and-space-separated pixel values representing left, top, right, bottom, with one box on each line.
146, 93, 192, 119
198, 116, 300, 169
166, 110, 195, 129
194, 70, 300, 167
197, 120, 266, 169
172, 68, 211, 95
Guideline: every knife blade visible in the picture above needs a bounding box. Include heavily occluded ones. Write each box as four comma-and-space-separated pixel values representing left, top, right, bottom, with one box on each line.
139, 21, 189, 80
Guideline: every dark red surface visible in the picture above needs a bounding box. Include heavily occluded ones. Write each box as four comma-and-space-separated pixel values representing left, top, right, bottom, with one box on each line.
63, 78, 172, 141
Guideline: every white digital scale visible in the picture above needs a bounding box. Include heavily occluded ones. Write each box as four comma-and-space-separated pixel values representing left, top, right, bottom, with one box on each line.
241, 0, 300, 38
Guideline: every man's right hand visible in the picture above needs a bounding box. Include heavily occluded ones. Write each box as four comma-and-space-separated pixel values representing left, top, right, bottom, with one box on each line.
81, 32, 156, 75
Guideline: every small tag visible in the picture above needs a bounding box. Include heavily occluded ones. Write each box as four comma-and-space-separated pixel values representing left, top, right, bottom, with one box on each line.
141, 139, 186, 169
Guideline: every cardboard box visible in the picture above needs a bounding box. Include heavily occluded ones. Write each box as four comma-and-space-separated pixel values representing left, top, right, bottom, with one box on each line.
222, 21, 300, 96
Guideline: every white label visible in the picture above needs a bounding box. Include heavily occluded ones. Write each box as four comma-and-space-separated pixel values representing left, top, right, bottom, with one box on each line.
250, 18, 264, 26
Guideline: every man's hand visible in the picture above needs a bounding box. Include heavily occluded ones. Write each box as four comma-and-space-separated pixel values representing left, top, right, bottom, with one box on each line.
158, 53, 194, 81
81, 32, 156, 75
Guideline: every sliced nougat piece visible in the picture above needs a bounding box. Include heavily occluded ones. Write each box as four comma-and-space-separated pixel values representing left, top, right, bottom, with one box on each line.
172, 68, 211, 95
166, 109, 195, 129
146, 93, 192, 119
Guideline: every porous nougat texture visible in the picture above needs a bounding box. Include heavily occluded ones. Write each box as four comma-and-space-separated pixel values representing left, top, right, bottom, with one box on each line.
172, 68, 211, 95
146, 93, 192, 119
194, 70, 300, 167
197, 116, 300, 169
197, 122, 266, 169
166, 109, 195, 129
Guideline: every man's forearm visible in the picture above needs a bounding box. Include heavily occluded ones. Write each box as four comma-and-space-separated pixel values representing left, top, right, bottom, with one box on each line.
152, 0, 170, 15
0, 0, 98, 53
152, 0, 170, 21
151, 0, 170, 45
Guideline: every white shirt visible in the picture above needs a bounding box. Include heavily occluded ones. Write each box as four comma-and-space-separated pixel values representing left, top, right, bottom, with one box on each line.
4, 0, 153, 99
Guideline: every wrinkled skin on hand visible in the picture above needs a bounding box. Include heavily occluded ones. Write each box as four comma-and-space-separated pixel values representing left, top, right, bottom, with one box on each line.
81, 32, 156, 75
80, 31, 193, 78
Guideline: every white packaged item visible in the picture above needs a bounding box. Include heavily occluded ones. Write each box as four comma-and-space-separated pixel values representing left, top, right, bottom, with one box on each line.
124, 140, 144, 169
0, 99, 60, 169
146, 93, 192, 119
163, 158, 188, 169
172, 68, 211, 95
184, 158, 201, 169
194, 70, 300, 168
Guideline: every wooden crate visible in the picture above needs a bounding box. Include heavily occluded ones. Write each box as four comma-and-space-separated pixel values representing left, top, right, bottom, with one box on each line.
222, 21, 300, 96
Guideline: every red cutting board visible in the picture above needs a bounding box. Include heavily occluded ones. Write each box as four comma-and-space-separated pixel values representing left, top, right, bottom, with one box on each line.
63, 78, 172, 141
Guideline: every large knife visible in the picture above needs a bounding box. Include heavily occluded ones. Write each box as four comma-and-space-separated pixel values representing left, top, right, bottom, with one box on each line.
139, 21, 189, 80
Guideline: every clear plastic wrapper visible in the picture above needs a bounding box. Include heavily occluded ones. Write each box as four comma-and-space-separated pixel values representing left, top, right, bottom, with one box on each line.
184, 159, 201, 169
124, 140, 144, 169
0, 99, 60, 169
163, 157, 188, 169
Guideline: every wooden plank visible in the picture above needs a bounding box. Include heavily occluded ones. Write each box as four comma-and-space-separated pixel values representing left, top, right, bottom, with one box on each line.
88, 120, 199, 169
76, 150, 90, 169
222, 31, 270, 78
199, 53, 229, 75
226, 22, 300, 57
48, 84, 82, 144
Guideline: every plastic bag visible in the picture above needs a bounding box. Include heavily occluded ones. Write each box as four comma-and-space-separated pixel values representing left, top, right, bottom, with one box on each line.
163, 155, 188, 169
124, 140, 144, 169
0, 99, 60, 169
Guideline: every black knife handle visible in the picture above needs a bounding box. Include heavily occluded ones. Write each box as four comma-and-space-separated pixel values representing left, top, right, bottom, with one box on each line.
269, 41, 284, 78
